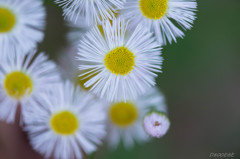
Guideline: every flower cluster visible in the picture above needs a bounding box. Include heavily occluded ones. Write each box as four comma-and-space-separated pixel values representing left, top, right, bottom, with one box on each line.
0, 0, 197, 158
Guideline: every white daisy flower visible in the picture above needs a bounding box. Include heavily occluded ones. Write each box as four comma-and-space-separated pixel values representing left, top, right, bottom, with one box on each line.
107, 101, 148, 148
55, 0, 125, 25
121, 0, 197, 45
77, 17, 163, 102
0, 50, 60, 123
106, 87, 165, 148
23, 82, 106, 159
0, 0, 46, 54
143, 111, 170, 138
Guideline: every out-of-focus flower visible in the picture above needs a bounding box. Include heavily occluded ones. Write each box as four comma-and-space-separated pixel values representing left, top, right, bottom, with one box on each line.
107, 101, 148, 149
0, 0, 46, 54
55, 0, 125, 25
57, 47, 98, 91
57, 15, 97, 91
77, 17, 163, 102
65, 16, 92, 47
143, 111, 170, 138
121, 0, 197, 45
106, 87, 166, 148
23, 81, 106, 159
0, 50, 60, 123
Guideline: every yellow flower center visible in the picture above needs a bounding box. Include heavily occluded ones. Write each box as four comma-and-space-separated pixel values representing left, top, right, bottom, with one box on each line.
139, 0, 168, 20
0, 7, 16, 33
4, 71, 33, 100
50, 111, 79, 135
104, 46, 135, 76
109, 102, 138, 127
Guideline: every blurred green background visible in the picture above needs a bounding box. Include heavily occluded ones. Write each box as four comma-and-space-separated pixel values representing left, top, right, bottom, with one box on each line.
0, 0, 240, 159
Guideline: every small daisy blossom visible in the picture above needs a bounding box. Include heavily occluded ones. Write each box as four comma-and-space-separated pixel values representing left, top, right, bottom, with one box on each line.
143, 111, 170, 138
106, 87, 166, 148
0, 0, 46, 54
55, 0, 125, 25
77, 17, 163, 102
23, 82, 106, 159
142, 87, 170, 138
121, 0, 197, 45
0, 50, 60, 123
